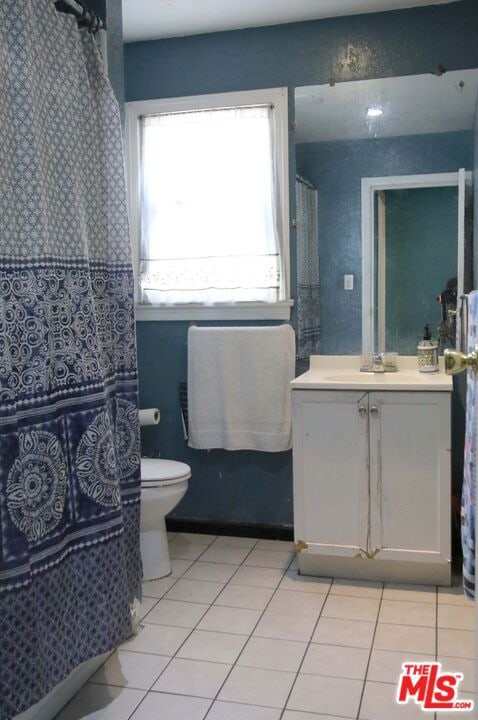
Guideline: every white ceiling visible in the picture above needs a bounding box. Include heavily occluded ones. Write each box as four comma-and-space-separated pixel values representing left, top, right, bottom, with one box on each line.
122, 0, 459, 43
295, 69, 478, 143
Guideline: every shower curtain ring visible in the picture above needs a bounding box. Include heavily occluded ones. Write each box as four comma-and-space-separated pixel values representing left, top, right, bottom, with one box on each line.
77, 4, 87, 24
90, 13, 100, 33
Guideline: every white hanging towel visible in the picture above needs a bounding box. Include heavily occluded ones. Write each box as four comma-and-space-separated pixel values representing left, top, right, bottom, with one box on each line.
188, 325, 296, 452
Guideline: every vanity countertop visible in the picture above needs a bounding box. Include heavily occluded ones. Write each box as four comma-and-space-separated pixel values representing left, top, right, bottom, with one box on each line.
291, 355, 453, 391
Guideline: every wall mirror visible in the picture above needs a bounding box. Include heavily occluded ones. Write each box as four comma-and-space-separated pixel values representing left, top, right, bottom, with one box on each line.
294, 70, 477, 356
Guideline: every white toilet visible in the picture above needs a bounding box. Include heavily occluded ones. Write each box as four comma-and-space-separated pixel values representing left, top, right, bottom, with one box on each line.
140, 458, 191, 581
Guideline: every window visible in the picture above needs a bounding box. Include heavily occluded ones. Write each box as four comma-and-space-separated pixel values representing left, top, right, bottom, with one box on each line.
126, 88, 291, 320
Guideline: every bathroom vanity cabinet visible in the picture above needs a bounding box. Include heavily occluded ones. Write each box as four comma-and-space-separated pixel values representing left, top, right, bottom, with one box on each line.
291, 358, 453, 585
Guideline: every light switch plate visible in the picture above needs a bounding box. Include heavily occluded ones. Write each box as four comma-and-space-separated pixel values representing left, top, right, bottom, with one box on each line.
344, 274, 354, 290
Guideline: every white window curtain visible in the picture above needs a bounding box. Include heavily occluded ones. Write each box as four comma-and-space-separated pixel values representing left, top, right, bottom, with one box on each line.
139, 105, 281, 305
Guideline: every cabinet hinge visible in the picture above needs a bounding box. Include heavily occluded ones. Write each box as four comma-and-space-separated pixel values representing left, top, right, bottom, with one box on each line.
294, 540, 309, 553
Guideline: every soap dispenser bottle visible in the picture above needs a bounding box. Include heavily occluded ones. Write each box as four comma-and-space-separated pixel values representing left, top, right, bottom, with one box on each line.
417, 324, 439, 373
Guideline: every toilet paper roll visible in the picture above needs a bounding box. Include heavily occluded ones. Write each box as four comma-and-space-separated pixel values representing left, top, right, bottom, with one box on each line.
139, 408, 160, 426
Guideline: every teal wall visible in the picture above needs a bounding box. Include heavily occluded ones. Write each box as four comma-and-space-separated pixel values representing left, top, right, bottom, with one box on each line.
137, 321, 293, 527
384, 187, 458, 354
126, 1, 478, 528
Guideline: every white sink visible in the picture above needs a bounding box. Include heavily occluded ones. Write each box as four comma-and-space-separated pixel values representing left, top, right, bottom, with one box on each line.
324, 373, 387, 382
291, 356, 452, 392
324, 372, 424, 384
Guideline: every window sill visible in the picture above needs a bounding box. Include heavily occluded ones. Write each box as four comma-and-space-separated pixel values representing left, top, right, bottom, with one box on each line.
135, 301, 293, 322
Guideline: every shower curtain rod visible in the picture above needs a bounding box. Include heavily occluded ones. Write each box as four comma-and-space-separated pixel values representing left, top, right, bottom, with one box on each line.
53, 0, 104, 31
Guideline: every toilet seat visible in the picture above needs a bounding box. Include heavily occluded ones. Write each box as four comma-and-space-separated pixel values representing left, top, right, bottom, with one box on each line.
141, 458, 191, 487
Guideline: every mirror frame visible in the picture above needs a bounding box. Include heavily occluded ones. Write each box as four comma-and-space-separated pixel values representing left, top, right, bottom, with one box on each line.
361, 171, 471, 353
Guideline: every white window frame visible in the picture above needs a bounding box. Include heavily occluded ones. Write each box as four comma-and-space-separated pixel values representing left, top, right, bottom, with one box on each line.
125, 87, 292, 321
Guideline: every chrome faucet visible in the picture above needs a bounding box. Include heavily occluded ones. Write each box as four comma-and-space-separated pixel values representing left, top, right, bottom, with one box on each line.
360, 352, 398, 373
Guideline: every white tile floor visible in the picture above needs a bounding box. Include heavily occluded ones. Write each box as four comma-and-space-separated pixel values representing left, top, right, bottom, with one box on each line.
56, 532, 475, 720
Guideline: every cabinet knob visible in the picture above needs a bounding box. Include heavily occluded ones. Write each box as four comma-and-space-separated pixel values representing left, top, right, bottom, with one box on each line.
370, 406, 378, 415
358, 406, 367, 416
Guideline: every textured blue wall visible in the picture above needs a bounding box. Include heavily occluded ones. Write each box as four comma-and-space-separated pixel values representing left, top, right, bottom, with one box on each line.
296, 132, 473, 354
126, 1, 478, 527
137, 321, 294, 526
125, 2, 478, 101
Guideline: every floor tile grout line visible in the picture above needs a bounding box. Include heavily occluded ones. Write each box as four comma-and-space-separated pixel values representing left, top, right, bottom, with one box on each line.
121, 621, 325, 652
143, 593, 449, 615
354, 581, 384, 720
142, 555, 324, 604
137, 549, 385, 717
141, 535, 244, 608
120, 627, 444, 660
62, 681, 148, 720
137, 596, 161, 622
226, 546, 294, 585
146, 535, 272, 717
379, 598, 438, 605
124, 690, 212, 720
141, 534, 218, 609
121, 621, 198, 716
124, 687, 357, 717
152, 538, 259, 653
277, 574, 335, 720
116, 535, 225, 720
282, 711, 351, 720
148, 558, 295, 599
128, 687, 359, 720
201, 551, 309, 718
122, 690, 150, 720
83, 536, 468, 720
115, 561, 204, 718
128, 587, 449, 651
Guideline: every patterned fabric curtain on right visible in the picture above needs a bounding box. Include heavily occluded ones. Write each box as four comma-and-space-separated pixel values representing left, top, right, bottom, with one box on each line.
462, 290, 477, 599
296, 177, 320, 359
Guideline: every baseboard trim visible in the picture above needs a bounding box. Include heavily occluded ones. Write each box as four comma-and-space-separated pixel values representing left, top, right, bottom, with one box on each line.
165, 517, 294, 541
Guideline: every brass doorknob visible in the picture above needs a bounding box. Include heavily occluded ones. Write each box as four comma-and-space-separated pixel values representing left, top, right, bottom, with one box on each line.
444, 347, 478, 375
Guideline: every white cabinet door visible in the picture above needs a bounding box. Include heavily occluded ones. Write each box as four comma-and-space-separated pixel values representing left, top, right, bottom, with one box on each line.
292, 390, 370, 557
369, 391, 451, 566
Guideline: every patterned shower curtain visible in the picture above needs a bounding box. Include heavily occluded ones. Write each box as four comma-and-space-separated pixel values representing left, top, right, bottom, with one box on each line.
0, 2, 141, 718
296, 177, 320, 359
462, 290, 477, 599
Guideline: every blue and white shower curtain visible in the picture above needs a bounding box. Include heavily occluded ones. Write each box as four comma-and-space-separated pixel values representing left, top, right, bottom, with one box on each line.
296, 177, 320, 359
0, 2, 141, 717
462, 291, 477, 599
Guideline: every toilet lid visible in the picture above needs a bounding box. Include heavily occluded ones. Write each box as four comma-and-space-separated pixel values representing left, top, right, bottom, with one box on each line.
141, 458, 191, 486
